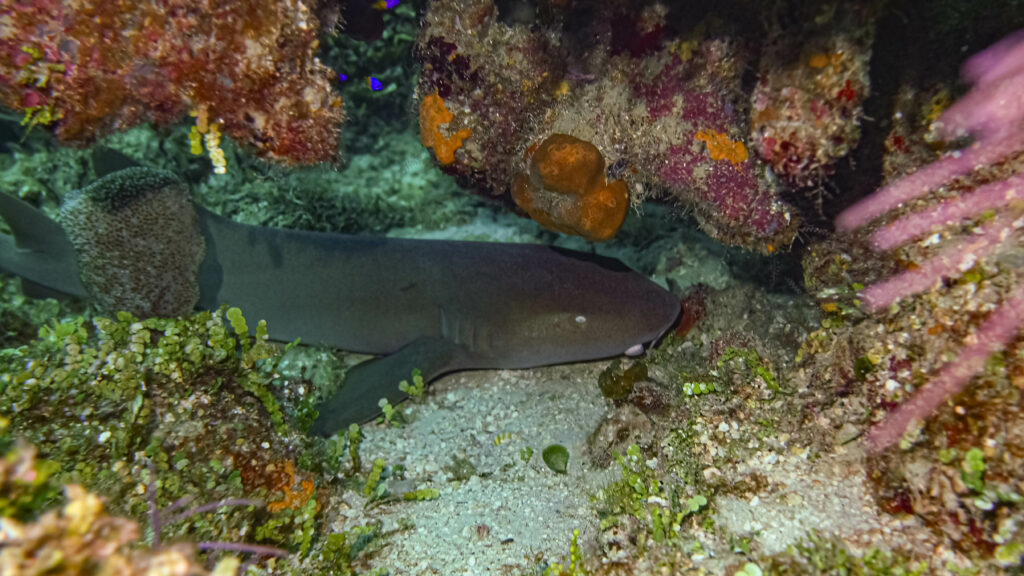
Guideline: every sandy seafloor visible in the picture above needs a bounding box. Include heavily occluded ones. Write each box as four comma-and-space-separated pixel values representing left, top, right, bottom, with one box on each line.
335, 359, 940, 575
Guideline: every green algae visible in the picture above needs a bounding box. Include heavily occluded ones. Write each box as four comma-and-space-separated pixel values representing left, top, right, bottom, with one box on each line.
717, 346, 786, 394
542, 444, 569, 475
398, 368, 426, 400
597, 444, 709, 548
761, 531, 930, 575
598, 359, 649, 400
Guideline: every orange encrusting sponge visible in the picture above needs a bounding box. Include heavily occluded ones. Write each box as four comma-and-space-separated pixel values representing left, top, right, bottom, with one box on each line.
512, 134, 629, 242
694, 128, 748, 167
419, 92, 472, 165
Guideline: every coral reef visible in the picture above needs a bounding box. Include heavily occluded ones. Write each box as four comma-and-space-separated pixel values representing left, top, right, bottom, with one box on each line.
798, 28, 1024, 567
414, 0, 804, 252
0, 0, 343, 165
750, 4, 873, 189
835, 30, 1024, 453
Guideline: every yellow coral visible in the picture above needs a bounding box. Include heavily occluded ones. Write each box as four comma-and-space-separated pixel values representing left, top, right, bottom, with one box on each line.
695, 129, 748, 167
419, 92, 472, 165
188, 106, 227, 174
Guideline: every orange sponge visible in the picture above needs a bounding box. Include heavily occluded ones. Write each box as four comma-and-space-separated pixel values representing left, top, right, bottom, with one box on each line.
694, 128, 748, 167
419, 92, 472, 165
512, 134, 628, 242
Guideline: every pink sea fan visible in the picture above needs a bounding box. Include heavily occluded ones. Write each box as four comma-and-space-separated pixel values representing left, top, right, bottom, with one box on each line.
835, 31, 1024, 452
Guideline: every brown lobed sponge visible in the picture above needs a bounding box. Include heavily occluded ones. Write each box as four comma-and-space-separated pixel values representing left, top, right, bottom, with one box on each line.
512, 134, 629, 242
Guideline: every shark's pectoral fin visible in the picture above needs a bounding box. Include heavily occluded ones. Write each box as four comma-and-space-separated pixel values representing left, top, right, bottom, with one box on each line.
309, 337, 468, 437
20, 279, 75, 301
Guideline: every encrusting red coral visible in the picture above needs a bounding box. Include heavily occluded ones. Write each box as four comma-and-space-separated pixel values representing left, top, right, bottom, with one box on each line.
0, 0, 343, 165
512, 134, 629, 242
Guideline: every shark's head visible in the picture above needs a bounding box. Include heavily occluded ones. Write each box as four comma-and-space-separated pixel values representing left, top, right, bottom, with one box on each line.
496, 248, 681, 366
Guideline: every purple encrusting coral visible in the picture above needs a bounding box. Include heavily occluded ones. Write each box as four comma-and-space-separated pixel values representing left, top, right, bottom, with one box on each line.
836, 30, 1024, 452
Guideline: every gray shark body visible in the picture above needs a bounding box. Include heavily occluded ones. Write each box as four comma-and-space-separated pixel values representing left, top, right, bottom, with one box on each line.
1, 190, 680, 436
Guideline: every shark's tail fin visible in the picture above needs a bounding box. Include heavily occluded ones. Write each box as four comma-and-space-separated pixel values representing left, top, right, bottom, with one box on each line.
0, 192, 88, 298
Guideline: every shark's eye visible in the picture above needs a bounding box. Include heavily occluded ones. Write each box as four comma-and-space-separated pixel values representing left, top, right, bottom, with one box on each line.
575, 315, 587, 324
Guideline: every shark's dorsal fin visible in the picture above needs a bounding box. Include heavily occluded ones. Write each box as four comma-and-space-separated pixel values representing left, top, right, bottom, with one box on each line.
91, 145, 143, 178
0, 192, 72, 255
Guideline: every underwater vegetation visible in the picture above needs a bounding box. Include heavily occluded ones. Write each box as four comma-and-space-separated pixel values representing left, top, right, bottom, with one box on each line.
0, 300, 412, 574
0, 441, 235, 576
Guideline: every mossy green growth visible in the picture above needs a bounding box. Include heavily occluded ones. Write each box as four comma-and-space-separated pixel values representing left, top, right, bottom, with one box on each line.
597, 444, 707, 546
348, 423, 363, 474
680, 379, 716, 396
322, 521, 386, 576
0, 276, 69, 350
0, 304, 311, 551
995, 542, 1023, 568
398, 368, 426, 400
761, 531, 929, 575
543, 528, 586, 576
735, 563, 763, 576
962, 448, 986, 493
254, 496, 318, 557
717, 347, 786, 394
403, 487, 440, 501
363, 458, 387, 499
377, 397, 403, 427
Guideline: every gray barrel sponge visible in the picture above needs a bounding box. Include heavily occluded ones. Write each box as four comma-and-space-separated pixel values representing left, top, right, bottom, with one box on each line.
60, 167, 205, 318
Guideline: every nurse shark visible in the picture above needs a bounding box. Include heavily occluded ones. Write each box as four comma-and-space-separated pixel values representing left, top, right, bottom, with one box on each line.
0, 166, 680, 436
